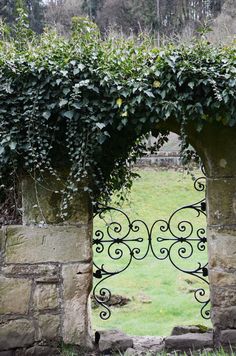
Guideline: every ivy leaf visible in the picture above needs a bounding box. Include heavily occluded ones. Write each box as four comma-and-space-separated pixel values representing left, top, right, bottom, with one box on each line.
96, 123, 106, 130
61, 70, 68, 77
73, 68, 81, 75
196, 122, 203, 132
116, 98, 123, 108
72, 101, 81, 109
136, 95, 142, 104
144, 90, 155, 98
79, 63, 86, 70
97, 133, 107, 144
9, 142, 17, 150
59, 99, 68, 108
153, 81, 161, 88
63, 88, 70, 96
42, 111, 51, 120
63, 111, 74, 119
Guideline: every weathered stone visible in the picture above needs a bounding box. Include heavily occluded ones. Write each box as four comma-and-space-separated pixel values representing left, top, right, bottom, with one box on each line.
220, 329, 236, 345
207, 178, 236, 226
25, 346, 59, 356
0, 319, 35, 350
171, 325, 210, 335
95, 330, 133, 353
165, 332, 213, 351
2, 264, 59, 278
34, 284, 58, 310
62, 263, 93, 348
125, 348, 138, 356
211, 307, 236, 329
132, 336, 164, 353
37, 314, 61, 340
207, 227, 236, 270
193, 124, 236, 179
5, 225, 92, 264
0, 276, 31, 315
0, 228, 5, 253
211, 286, 236, 308
21, 174, 92, 225
125, 348, 153, 356
0, 351, 14, 356
209, 269, 236, 286
35, 276, 60, 283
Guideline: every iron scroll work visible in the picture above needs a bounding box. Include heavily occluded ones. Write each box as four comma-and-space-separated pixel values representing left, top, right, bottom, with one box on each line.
93, 173, 210, 321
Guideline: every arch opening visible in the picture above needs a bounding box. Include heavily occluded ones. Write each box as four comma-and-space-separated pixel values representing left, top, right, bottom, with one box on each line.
92, 132, 211, 338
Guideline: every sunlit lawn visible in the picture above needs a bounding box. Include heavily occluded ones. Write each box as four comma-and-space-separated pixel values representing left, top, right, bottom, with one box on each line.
92, 168, 212, 336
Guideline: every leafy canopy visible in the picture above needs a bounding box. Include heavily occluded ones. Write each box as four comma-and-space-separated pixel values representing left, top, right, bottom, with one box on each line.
0, 15, 235, 211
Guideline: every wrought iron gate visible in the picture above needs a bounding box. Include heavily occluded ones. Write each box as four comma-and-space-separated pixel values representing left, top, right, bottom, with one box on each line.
93, 171, 210, 321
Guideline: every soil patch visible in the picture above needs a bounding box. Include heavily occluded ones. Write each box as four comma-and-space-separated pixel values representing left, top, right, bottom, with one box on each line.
91, 294, 131, 309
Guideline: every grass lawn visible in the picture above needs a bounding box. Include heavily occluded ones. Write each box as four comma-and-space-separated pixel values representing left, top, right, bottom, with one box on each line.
92, 168, 212, 336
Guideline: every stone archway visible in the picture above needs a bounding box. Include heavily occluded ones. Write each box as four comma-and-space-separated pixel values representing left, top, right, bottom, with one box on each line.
0, 17, 235, 351
1, 121, 236, 352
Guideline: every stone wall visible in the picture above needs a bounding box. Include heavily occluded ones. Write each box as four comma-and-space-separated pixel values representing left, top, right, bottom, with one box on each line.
0, 176, 93, 353
137, 152, 181, 168
187, 123, 236, 348
156, 121, 236, 348
0, 225, 93, 352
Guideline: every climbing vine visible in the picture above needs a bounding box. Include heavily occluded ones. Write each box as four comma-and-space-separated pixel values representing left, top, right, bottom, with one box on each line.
0, 15, 235, 219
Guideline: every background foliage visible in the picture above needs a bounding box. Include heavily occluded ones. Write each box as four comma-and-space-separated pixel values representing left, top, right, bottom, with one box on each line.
0, 15, 235, 218
1, 0, 235, 43
0, 0, 44, 33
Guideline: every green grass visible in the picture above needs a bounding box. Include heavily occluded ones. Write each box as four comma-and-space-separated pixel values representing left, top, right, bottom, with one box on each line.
92, 168, 211, 337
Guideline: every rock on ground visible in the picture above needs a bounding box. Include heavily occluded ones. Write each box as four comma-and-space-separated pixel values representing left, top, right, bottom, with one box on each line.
165, 332, 213, 351
125, 336, 164, 355
95, 329, 133, 353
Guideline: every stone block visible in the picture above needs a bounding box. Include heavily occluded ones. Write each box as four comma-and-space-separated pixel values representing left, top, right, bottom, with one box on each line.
37, 314, 61, 341
132, 336, 164, 354
195, 124, 236, 178
5, 225, 92, 264
211, 307, 236, 329
34, 284, 59, 310
0, 228, 5, 253
95, 330, 133, 353
2, 264, 59, 278
0, 276, 31, 315
21, 174, 91, 225
165, 332, 213, 351
171, 325, 210, 335
0, 319, 35, 350
209, 269, 236, 286
35, 276, 60, 283
211, 286, 236, 308
62, 263, 93, 347
0, 351, 14, 356
207, 227, 236, 270
25, 346, 59, 356
207, 178, 236, 226
220, 329, 236, 345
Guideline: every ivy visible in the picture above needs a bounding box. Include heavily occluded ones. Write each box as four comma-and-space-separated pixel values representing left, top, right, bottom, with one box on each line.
0, 15, 236, 219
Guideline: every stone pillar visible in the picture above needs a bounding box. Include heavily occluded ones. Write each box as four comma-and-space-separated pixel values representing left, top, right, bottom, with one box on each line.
156, 119, 236, 348
195, 125, 236, 347
0, 174, 93, 353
